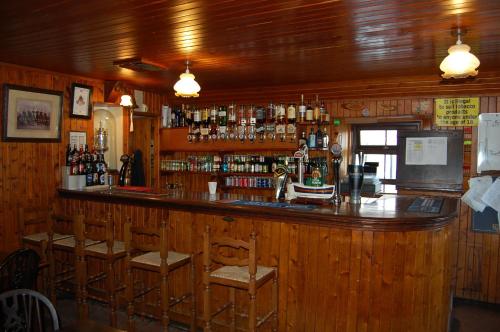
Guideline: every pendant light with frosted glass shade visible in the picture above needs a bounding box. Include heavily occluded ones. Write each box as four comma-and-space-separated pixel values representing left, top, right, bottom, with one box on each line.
440, 28, 480, 79
174, 60, 201, 98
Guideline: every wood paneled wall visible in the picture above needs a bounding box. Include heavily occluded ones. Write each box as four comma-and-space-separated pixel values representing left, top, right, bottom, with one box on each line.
0, 62, 104, 252
0, 62, 170, 252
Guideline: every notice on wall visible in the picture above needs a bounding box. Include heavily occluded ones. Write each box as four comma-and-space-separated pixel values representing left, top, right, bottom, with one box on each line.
477, 113, 500, 172
435, 97, 479, 126
405, 137, 447, 165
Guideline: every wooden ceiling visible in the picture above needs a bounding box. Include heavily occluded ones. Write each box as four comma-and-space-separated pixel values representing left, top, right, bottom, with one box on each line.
1, 0, 500, 93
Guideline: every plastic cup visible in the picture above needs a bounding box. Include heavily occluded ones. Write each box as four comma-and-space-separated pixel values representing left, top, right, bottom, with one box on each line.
208, 181, 217, 195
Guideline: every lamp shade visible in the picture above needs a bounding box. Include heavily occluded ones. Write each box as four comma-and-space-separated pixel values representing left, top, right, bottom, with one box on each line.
120, 94, 133, 107
174, 68, 200, 98
440, 42, 480, 79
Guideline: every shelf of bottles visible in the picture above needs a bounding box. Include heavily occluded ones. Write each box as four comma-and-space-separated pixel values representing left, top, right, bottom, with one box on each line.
160, 153, 329, 189
161, 94, 331, 148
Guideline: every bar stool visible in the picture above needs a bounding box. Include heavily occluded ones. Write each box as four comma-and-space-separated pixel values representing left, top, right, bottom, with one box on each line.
203, 225, 278, 332
74, 213, 126, 327
50, 211, 99, 301
17, 204, 74, 300
124, 218, 196, 332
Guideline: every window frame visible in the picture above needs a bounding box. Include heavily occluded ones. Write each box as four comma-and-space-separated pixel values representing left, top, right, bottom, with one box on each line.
352, 122, 420, 184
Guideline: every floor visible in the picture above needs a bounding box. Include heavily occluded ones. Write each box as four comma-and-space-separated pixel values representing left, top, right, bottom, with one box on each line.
55, 295, 500, 331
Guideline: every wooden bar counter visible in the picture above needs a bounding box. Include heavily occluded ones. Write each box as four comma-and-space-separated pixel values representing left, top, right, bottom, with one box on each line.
59, 188, 459, 332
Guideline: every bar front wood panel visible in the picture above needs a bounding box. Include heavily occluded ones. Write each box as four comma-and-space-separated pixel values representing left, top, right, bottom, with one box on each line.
62, 197, 454, 331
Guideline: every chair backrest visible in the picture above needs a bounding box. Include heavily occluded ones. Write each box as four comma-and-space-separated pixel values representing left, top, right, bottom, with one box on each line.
124, 218, 168, 257
203, 225, 256, 275
0, 288, 60, 331
0, 249, 41, 293
17, 206, 50, 244
74, 212, 114, 251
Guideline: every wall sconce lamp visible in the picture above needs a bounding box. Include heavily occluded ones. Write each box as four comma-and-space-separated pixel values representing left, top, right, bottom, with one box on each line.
120, 94, 135, 132
440, 28, 480, 79
173, 60, 201, 98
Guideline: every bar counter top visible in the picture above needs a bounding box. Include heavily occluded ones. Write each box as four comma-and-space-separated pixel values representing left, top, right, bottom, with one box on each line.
58, 187, 458, 232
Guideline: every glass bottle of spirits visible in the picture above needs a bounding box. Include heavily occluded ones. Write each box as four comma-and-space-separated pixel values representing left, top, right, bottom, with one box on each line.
255, 106, 266, 142
275, 103, 286, 142
313, 94, 320, 122
322, 126, 329, 149
210, 105, 218, 141
306, 100, 314, 122
298, 130, 307, 147
298, 94, 306, 123
308, 127, 316, 148
266, 102, 276, 141
247, 105, 256, 143
200, 107, 210, 142
287, 103, 297, 142
228, 103, 237, 140
237, 105, 246, 142
316, 126, 323, 148
217, 105, 227, 140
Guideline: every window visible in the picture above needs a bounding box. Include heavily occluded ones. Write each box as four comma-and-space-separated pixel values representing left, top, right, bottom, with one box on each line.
353, 122, 419, 185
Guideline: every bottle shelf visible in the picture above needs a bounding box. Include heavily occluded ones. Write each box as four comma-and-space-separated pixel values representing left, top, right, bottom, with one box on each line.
220, 185, 274, 190
160, 170, 276, 177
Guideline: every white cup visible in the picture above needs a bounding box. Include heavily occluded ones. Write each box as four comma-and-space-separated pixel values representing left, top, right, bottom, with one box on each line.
208, 181, 217, 195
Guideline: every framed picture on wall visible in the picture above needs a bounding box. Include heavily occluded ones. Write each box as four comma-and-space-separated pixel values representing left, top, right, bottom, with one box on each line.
2, 84, 63, 142
70, 83, 93, 119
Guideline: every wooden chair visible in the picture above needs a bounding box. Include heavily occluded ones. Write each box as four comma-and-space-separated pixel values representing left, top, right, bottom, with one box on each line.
17, 204, 74, 300
203, 225, 278, 332
124, 218, 196, 332
0, 248, 40, 293
0, 288, 60, 331
74, 213, 126, 327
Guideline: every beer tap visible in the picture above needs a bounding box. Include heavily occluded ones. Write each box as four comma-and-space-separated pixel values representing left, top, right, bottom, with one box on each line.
294, 144, 309, 185
330, 141, 343, 206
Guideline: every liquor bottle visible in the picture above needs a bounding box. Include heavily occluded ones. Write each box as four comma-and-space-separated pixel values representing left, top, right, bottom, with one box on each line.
286, 103, 296, 142
247, 105, 256, 143
322, 126, 330, 149
298, 130, 307, 147
92, 149, 99, 185
298, 94, 306, 123
275, 103, 286, 142
306, 100, 313, 122
65, 144, 72, 167
201, 107, 210, 142
308, 127, 316, 148
228, 103, 237, 140
70, 145, 78, 175
320, 100, 329, 123
218, 105, 227, 140
179, 105, 186, 127
192, 107, 201, 142
266, 102, 276, 141
209, 105, 218, 141
255, 106, 266, 142
313, 94, 320, 122
78, 145, 85, 174
84, 145, 93, 186
237, 105, 246, 142
186, 105, 194, 143
316, 126, 323, 148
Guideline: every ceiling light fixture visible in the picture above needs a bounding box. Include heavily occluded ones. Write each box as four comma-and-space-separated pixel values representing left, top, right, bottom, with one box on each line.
440, 28, 480, 79
120, 94, 135, 132
174, 60, 200, 98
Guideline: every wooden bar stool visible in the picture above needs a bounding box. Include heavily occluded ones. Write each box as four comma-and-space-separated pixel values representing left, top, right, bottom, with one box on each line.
124, 218, 196, 332
17, 204, 74, 300
50, 212, 100, 301
203, 225, 278, 332
74, 213, 126, 327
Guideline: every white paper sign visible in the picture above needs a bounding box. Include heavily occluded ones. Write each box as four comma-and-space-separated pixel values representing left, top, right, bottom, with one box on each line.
481, 179, 500, 212
461, 176, 493, 212
405, 137, 447, 165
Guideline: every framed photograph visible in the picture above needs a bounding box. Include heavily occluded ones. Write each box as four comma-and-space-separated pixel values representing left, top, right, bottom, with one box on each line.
69, 131, 87, 148
2, 84, 63, 142
70, 83, 93, 119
